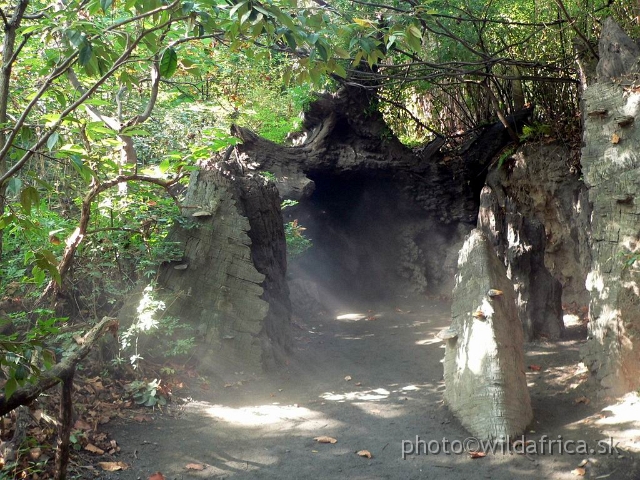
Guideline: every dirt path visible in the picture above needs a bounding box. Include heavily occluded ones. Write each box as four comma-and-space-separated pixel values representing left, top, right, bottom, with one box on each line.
100, 297, 640, 480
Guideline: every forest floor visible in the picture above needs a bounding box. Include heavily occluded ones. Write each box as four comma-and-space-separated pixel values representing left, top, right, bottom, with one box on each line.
69, 290, 640, 480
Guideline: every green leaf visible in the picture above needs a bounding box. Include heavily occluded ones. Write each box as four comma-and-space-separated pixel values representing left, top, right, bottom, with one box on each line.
333, 63, 347, 78
229, 0, 248, 18
159, 158, 171, 173
240, 9, 252, 25
284, 31, 297, 50
100, 0, 113, 12
47, 132, 60, 151
352, 50, 364, 67
5, 378, 17, 400
70, 156, 93, 183
6, 177, 22, 196
159, 47, 178, 78
0, 213, 16, 230
253, 5, 271, 17
316, 42, 328, 61
353, 18, 374, 27
65, 29, 84, 48
181, 1, 194, 14
20, 186, 40, 215
120, 127, 151, 136
32, 265, 46, 285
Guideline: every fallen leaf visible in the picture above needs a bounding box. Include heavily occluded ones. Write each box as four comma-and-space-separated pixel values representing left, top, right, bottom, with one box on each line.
185, 463, 205, 471
357, 450, 372, 458
84, 443, 105, 455
98, 461, 128, 472
571, 467, 586, 476
611, 133, 620, 144
148, 473, 166, 480
528, 365, 542, 371
575, 396, 590, 405
133, 414, 153, 422
469, 451, 486, 459
311, 450, 318, 453
314, 436, 338, 444
355, 382, 362, 386
344, 375, 352, 382
578, 459, 589, 467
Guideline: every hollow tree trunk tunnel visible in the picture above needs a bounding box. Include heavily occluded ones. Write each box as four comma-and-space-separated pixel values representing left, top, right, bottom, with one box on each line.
287, 169, 470, 304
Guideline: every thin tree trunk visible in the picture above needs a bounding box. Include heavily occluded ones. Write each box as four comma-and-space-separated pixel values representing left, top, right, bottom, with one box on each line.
54, 369, 75, 480
0, 0, 30, 259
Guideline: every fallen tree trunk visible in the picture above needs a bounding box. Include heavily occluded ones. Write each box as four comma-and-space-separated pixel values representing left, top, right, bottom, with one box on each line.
0, 316, 118, 416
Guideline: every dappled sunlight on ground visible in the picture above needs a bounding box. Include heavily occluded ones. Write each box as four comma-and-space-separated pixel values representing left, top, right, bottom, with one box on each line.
103, 295, 640, 480
415, 336, 445, 346
198, 402, 344, 431
321, 388, 391, 402
578, 393, 640, 453
335, 313, 369, 321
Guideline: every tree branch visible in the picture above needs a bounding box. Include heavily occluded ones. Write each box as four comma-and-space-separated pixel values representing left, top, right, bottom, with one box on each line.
554, 0, 598, 59
0, 317, 119, 416
0, 16, 179, 185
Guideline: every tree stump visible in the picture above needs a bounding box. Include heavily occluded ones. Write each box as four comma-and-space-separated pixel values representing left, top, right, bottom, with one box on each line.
156, 161, 291, 372
443, 229, 532, 440
580, 18, 640, 395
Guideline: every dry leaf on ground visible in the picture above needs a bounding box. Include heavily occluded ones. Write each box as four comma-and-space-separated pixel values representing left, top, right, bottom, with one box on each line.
133, 414, 153, 422
314, 436, 338, 444
575, 396, 590, 405
344, 375, 352, 381
98, 461, 128, 471
148, 473, 166, 480
571, 467, 586, 476
611, 133, 620, 144
185, 463, 205, 470
469, 451, 487, 459
528, 365, 542, 371
357, 450, 372, 458
84, 443, 105, 455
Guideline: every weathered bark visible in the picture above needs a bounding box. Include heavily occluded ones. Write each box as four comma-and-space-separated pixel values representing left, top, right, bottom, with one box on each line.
580, 19, 640, 395
443, 229, 532, 440
151, 161, 291, 372
475, 141, 591, 339
478, 184, 564, 340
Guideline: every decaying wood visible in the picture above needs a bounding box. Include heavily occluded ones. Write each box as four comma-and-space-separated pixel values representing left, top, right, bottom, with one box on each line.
0, 316, 118, 416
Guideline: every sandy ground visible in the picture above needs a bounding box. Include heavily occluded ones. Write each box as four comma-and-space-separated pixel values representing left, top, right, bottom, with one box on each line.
97, 295, 640, 480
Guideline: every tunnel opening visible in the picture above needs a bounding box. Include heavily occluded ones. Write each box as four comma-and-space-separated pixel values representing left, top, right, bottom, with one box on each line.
284, 170, 470, 310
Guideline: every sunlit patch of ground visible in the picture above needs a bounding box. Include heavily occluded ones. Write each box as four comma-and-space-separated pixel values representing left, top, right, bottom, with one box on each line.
576, 392, 640, 453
